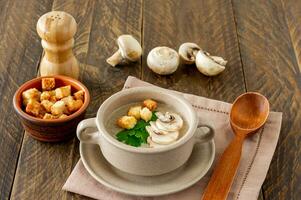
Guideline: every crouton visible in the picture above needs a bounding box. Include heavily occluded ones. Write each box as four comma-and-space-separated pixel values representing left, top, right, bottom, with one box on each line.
55, 85, 71, 99
140, 107, 152, 122
66, 99, 83, 113
58, 114, 68, 119
23, 98, 30, 107
61, 96, 74, 104
51, 100, 66, 116
43, 113, 58, 120
22, 88, 41, 106
40, 90, 56, 101
25, 99, 44, 117
117, 116, 137, 129
127, 106, 142, 119
41, 78, 55, 91
142, 99, 157, 111
73, 90, 84, 101
41, 100, 54, 113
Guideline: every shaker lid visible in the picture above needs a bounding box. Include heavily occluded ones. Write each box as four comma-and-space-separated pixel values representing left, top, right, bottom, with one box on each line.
37, 11, 77, 43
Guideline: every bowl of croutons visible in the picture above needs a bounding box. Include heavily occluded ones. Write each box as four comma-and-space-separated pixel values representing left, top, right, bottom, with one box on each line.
13, 75, 90, 142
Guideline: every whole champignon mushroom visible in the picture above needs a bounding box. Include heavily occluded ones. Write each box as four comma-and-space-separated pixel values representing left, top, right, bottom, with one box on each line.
195, 50, 227, 76
147, 46, 180, 75
106, 35, 142, 67
178, 42, 202, 64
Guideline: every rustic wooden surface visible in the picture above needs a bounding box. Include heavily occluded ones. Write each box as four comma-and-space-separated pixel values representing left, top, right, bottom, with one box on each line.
0, 0, 300, 199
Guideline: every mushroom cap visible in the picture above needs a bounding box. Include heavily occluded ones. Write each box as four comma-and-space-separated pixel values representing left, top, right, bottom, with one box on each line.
178, 42, 202, 64
117, 35, 142, 61
147, 46, 180, 75
195, 51, 226, 76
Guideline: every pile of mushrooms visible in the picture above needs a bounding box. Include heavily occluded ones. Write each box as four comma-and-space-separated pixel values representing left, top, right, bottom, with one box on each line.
178, 43, 227, 76
146, 43, 227, 76
106, 35, 227, 76
146, 112, 183, 147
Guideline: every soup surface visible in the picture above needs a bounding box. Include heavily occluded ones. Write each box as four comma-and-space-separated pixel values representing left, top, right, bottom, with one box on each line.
104, 102, 188, 148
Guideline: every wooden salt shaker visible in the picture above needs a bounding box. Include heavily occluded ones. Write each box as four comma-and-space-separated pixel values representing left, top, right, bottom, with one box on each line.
37, 11, 79, 79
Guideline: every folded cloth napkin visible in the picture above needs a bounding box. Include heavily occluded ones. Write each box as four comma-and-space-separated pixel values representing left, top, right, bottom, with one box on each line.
63, 76, 282, 200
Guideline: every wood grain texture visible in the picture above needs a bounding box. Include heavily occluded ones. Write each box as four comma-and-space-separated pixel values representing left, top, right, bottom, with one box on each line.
10, 0, 142, 200
83, 0, 142, 114
10, 1, 95, 199
258, 190, 265, 200
281, 0, 301, 74
232, 0, 301, 199
142, 0, 246, 103
4, 0, 300, 199
0, 0, 53, 199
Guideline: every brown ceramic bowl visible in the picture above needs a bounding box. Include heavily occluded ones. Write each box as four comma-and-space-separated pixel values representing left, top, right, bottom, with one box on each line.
13, 75, 90, 142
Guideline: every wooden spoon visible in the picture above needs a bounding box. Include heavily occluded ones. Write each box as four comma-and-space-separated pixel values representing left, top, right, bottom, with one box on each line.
202, 92, 269, 200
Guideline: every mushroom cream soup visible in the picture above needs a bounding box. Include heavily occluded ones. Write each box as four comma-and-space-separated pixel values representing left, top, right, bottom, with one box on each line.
104, 101, 188, 148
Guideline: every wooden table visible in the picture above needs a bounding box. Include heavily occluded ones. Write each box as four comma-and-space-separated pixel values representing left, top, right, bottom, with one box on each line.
1, 0, 300, 199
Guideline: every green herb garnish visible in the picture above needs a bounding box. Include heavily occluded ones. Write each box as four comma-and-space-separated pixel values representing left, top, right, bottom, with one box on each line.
116, 112, 157, 147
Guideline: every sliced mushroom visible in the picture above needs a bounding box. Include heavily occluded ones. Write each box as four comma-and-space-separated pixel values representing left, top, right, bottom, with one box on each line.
147, 46, 179, 75
155, 112, 175, 123
155, 112, 183, 132
178, 42, 202, 64
150, 121, 170, 135
128, 105, 142, 120
106, 35, 142, 67
146, 126, 179, 145
195, 51, 227, 76
147, 137, 165, 148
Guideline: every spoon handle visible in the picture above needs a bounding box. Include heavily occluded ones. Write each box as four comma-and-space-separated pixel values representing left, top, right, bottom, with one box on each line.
202, 135, 245, 200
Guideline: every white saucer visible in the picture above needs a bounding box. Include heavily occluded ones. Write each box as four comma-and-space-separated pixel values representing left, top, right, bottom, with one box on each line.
80, 141, 215, 197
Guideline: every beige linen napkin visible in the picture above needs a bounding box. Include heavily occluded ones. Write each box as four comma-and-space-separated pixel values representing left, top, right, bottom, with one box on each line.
63, 76, 282, 200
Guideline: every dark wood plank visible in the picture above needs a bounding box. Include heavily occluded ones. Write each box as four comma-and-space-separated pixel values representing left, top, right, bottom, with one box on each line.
232, 0, 301, 199
83, 0, 143, 112
258, 190, 265, 200
0, 0, 53, 199
281, 0, 301, 71
10, 0, 143, 199
142, 0, 246, 103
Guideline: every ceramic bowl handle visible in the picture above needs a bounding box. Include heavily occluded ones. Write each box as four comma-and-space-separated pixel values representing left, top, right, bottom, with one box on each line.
194, 124, 215, 144
77, 118, 101, 144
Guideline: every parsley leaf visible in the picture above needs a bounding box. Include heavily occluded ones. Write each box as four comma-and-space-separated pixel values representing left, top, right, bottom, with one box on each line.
116, 129, 130, 141
116, 111, 157, 147
151, 112, 158, 121
126, 135, 141, 147
135, 128, 149, 143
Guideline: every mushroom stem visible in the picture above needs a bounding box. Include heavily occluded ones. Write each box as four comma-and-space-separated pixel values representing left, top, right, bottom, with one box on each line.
192, 49, 199, 57
106, 51, 123, 67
